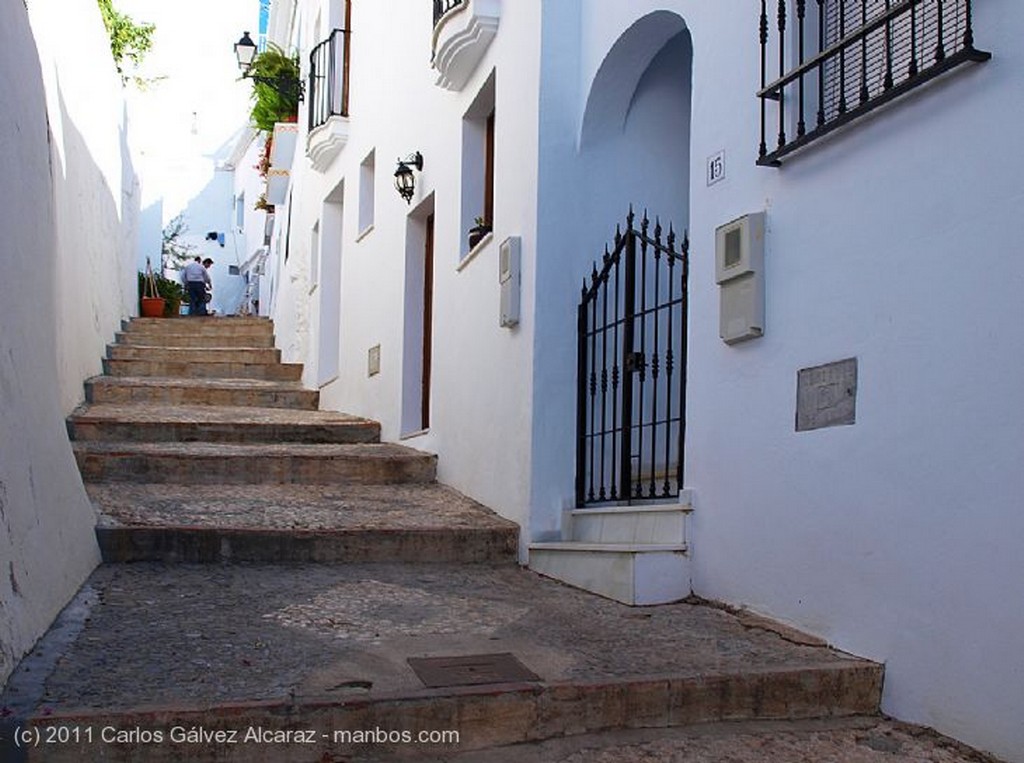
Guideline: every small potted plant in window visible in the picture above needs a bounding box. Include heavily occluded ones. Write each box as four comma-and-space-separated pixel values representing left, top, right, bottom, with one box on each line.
468, 216, 491, 249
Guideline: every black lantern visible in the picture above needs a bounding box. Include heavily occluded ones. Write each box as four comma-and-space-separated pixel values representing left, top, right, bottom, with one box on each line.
234, 32, 257, 71
394, 152, 423, 204
233, 31, 304, 101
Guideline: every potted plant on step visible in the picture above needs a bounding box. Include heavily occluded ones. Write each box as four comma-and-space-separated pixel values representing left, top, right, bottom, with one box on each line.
138, 261, 184, 317
139, 260, 165, 317
468, 216, 492, 249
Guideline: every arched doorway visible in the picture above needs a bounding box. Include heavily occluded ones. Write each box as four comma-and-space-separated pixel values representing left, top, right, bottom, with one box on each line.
574, 13, 693, 507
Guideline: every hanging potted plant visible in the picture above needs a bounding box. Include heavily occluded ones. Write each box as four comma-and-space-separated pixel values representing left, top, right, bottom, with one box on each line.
468, 216, 492, 249
246, 45, 301, 133
139, 260, 165, 317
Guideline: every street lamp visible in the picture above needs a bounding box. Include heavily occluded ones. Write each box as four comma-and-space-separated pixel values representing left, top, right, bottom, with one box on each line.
394, 152, 423, 204
234, 31, 258, 70
233, 32, 304, 101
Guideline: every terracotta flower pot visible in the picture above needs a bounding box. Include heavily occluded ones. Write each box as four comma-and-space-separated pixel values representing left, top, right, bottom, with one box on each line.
140, 297, 166, 318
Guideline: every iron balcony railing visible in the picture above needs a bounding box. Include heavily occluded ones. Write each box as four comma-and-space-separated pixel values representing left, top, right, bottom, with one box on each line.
308, 28, 351, 133
757, 0, 989, 166
433, 0, 465, 27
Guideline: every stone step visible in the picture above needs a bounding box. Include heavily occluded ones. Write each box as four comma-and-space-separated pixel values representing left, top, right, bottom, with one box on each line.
107, 345, 282, 364
88, 483, 519, 564
115, 331, 277, 348
85, 376, 319, 410
529, 542, 691, 605
448, 718, 995, 763
568, 500, 691, 545
102, 358, 303, 381
1, 563, 883, 763
73, 441, 437, 485
123, 321, 275, 340
125, 316, 273, 332
67, 403, 380, 444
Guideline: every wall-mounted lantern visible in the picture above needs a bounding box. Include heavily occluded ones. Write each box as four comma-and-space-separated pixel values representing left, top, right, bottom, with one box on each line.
394, 152, 423, 204
233, 31, 304, 101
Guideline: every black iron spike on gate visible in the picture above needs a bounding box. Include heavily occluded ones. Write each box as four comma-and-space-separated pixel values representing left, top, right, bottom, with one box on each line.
575, 209, 689, 508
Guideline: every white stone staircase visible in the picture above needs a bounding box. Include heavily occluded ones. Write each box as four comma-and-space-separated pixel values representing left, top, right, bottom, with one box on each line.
528, 492, 693, 605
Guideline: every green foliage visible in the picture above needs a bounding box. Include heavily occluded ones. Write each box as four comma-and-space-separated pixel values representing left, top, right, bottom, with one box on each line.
97, 0, 155, 82
161, 214, 198, 270
138, 271, 184, 317
247, 45, 301, 132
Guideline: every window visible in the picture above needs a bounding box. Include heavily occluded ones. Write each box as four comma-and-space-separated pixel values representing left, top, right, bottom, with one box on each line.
757, 0, 989, 166
235, 192, 245, 230
460, 71, 496, 259
358, 149, 375, 235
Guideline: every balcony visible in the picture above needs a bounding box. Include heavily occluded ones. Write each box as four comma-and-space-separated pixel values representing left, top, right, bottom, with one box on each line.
757, 0, 989, 166
431, 0, 500, 91
306, 28, 351, 172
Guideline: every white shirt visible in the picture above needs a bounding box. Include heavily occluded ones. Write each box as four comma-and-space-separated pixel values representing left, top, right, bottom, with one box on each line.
182, 261, 210, 284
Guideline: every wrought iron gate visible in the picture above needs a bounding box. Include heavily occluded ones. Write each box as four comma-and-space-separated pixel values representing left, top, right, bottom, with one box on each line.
576, 208, 689, 507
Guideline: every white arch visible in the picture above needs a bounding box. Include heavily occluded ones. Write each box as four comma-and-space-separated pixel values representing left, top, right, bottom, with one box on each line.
580, 10, 690, 150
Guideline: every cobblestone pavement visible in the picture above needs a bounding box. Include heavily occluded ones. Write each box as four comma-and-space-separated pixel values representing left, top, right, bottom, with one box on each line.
4, 563, 865, 713
449, 718, 1007, 762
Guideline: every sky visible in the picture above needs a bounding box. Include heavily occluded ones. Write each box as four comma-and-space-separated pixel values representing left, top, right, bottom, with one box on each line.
117, 0, 260, 218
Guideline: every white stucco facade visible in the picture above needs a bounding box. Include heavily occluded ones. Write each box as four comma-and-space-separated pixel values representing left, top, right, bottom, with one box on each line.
251, 2, 1023, 760
0, 0, 138, 684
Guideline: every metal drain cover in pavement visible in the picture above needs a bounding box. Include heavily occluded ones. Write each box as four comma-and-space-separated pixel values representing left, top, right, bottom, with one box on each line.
407, 653, 540, 688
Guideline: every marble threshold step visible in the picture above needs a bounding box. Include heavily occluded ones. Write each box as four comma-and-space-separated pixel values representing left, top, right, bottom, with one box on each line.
88, 482, 519, 564
67, 403, 379, 444
72, 441, 437, 485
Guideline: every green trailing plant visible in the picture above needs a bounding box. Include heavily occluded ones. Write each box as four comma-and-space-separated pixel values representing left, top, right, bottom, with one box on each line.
96, 0, 154, 83
247, 45, 301, 132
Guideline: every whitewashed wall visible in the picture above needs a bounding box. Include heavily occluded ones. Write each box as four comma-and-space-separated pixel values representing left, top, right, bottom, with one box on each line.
267, 0, 543, 535
0, 0, 137, 685
231, 131, 273, 314
531, 2, 1024, 761
258, 0, 1023, 758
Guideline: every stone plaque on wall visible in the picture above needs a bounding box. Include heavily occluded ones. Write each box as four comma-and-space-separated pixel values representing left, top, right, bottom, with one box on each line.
796, 357, 857, 432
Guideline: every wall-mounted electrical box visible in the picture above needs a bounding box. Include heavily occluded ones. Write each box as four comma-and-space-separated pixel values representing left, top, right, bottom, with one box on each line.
715, 212, 765, 344
499, 236, 521, 328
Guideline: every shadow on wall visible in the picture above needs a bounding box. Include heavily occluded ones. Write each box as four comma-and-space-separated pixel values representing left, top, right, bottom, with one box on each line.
0, 1, 123, 687
51, 78, 140, 411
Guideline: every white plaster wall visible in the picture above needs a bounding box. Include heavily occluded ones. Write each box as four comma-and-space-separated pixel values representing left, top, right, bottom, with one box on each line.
1, 0, 137, 684
533, 2, 1024, 760
268, 0, 543, 536
257, 0, 1023, 757
232, 132, 272, 313
532, 0, 694, 540
170, 167, 248, 316
28, 1, 140, 411
685, 4, 1024, 760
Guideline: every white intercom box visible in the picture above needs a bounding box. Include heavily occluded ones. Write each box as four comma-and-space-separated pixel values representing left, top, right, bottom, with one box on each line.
715, 212, 765, 344
499, 236, 521, 328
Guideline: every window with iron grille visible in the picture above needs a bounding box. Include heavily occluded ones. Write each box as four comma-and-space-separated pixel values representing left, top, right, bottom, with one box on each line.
758, 0, 989, 166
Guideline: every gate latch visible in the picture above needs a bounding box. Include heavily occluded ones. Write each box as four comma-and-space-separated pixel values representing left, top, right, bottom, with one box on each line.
624, 352, 645, 373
